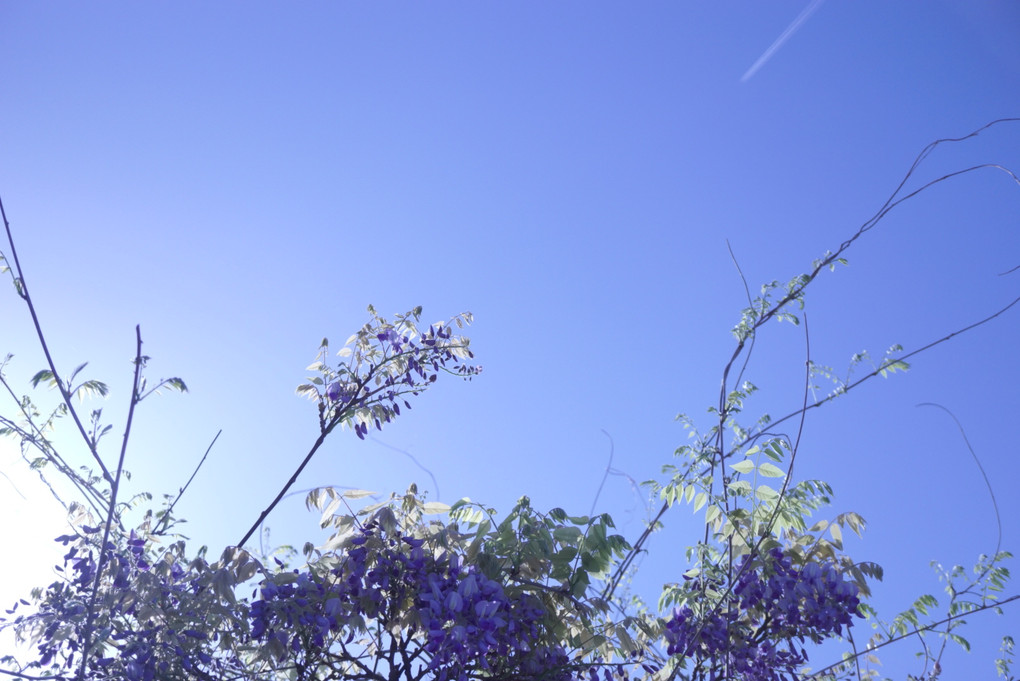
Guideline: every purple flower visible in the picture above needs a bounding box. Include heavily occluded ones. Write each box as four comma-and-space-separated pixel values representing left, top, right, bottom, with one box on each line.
326, 381, 357, 404
663, 550, 861, 681
377, 328, 407, 353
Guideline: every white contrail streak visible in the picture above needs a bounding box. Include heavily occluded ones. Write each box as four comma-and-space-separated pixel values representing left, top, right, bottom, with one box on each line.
741, 0, 826, 82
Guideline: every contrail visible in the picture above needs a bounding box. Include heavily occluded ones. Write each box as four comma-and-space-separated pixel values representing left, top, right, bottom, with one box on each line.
741, 0, 826, 82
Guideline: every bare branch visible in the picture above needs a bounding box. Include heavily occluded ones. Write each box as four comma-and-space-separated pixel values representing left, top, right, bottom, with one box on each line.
76, 326, 145, 681
153, 428, 223, 536
0, 194, 114, 489
808, 593, 1020, 679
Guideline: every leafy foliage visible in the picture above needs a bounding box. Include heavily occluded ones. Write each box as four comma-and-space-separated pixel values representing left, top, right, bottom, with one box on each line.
2, 122, 1019, 680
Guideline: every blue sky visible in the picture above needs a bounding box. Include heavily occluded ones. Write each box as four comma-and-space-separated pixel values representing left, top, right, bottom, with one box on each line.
1, 2, 1019, 677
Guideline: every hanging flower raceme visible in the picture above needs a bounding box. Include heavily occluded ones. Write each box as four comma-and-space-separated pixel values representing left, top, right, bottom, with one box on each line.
664, 548, 861, 681
5, 525, 244, 681
248, 516, 581, 681
297, 306, 482, 439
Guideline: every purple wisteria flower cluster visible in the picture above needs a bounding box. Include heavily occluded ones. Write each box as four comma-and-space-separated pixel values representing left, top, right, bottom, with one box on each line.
664, 548, 861, 681
249, 518, 576, 680
5, 526, 240, 681
309, 312, 481, 440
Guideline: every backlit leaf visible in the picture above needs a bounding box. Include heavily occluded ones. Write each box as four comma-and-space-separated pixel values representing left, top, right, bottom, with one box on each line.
731, 460, 755, 475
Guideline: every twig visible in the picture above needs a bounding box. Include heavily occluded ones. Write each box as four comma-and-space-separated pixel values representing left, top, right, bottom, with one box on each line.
589, 430, 615, 517
236, 322, 476, 548
153, 429, 222, 536
234, 362, 379, 548
916, 402, 1001, 557
76, 326, 144, 681
725, 239, 758, 407
0, 669, 71, 680
736, 295, 1020, 452
666, 314, 814, 681
0, 468, 26, 499
916, 402, 1004, 674
0, 194, 114, 488
0, 372, 108, 517
602, 118, 1020, 616
807, 593, 1020, 679
236, 428, 332, 549
370, 436, 441, 501
749, 312, 812, 543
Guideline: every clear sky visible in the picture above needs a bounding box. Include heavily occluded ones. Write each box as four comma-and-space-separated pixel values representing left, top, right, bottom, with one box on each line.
1, 2, 1019, 677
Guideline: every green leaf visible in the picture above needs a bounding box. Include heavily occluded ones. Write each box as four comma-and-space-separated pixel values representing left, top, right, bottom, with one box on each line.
757, 462, 785, 478
421, 501, 450, 515
552, 546, 578, 566
755, 485, 779, 502
68, 362, 88, 382
950, 633, 971, 652
295, 384, 319, 398
341, 489, 376, 499
30, 370, 55, 389
320, 497, 341, 527
74, 380, 109, 402
879, 359, 910, 377
765, 440, 785, 462
166, 377, 188, 392
553, 526, 583, 544
569, 570, 590, 597
452, 505, 487, 525
692, 491, 708, 512
466, 520, 490, 561
731, 460, 755, 475
727, 480, 751, 495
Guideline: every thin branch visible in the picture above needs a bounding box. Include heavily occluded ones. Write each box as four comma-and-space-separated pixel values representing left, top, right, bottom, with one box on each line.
602, 118, 1020, 613
670, 314, 814, 681
0, 194, 114, 487
236, 427, 332, 549
369, 436, 441, 501
0, 669, 71, 680
136, 376, 187, 402
589, 429, 615, 516
604, 296, 1020, 611
76, 325, 144, 681
589, 430, 653, 526
237, 325, 475, 548
0, 467, 26, 499
738, 294, 1020, 452
845, 626, 863, 681
0, 373, 108, 517
714, 123, 1020, 435
750, 312, 812, 544
725, 239, 758, 398
808, 592, 1020, 679
916, 402, 1001, 558
236, 365, 379, 548
914, 402, 1006, 676
153, 428, 222, 536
